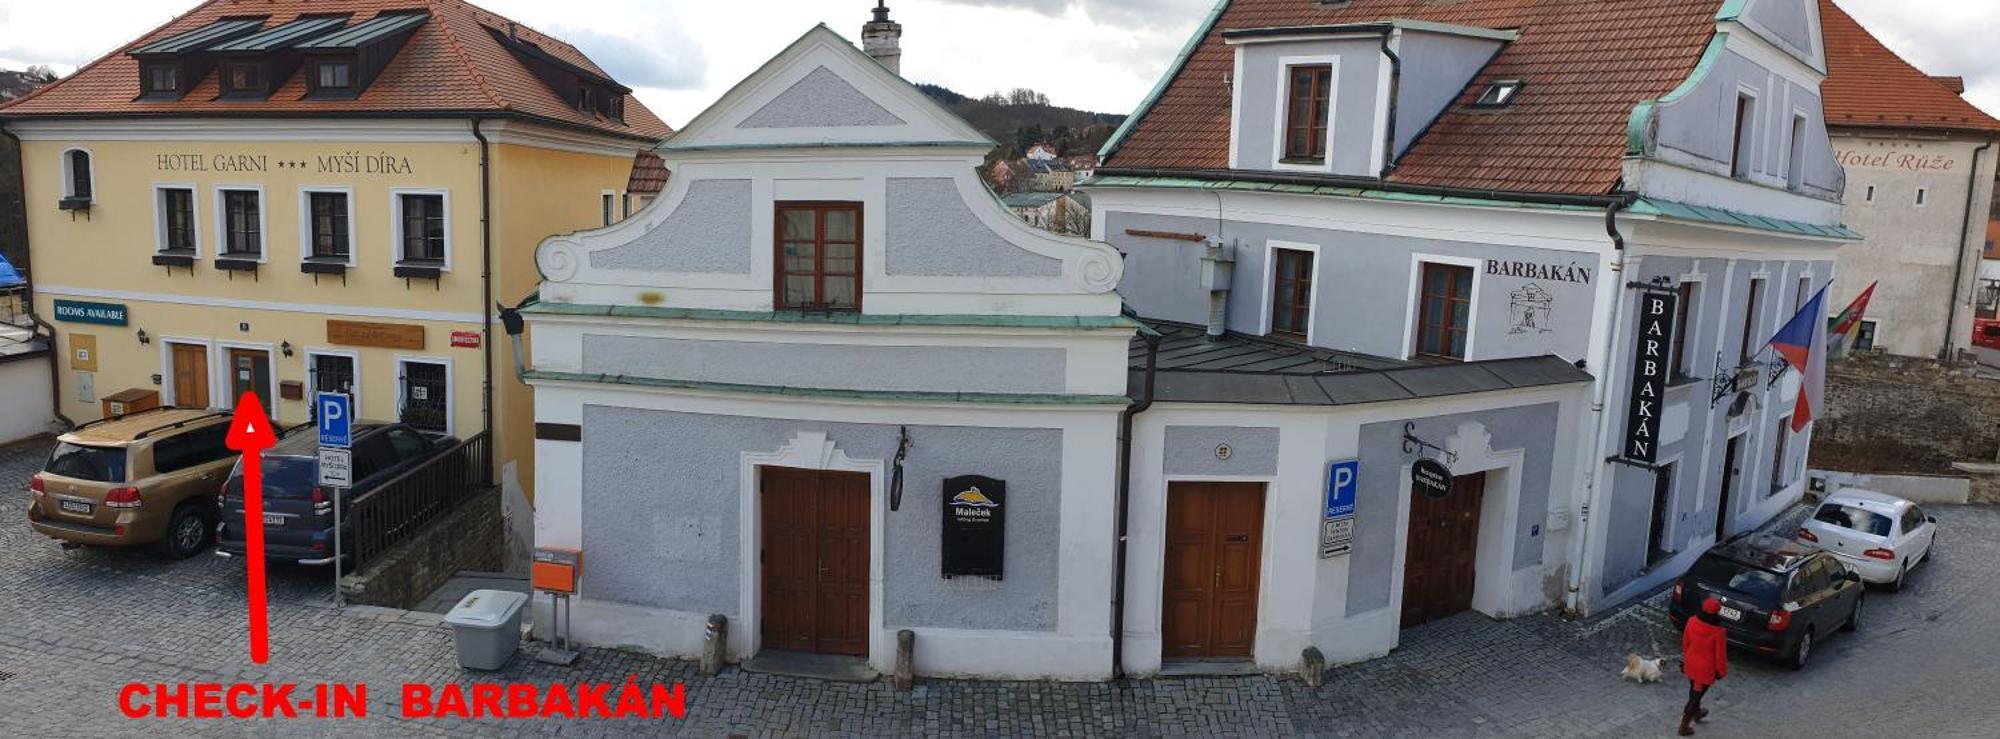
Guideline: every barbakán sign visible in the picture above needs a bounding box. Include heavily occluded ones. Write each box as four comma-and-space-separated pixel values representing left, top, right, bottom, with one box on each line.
1624, 290, 1677, 462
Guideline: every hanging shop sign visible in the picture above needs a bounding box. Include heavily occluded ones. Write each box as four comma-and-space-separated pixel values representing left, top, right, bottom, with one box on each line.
941, 475, 1005, 580
1624, 290, 1678, 463
1412, 458, 1454, 499
52, 299, 128, 326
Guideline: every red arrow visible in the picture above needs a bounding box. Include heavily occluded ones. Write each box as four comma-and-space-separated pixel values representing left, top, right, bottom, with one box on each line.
225, 393, 278, 664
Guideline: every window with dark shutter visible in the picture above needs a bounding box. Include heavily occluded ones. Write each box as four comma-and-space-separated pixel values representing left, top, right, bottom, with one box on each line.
66, 150, 93, 200
1415, 263, 1474, 360
1283, 65, 1332, 163
775, 202, 862, 312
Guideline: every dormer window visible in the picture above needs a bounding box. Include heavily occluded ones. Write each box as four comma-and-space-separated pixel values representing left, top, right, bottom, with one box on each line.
223, 62, 266, 96
1473, 80, 1523, 108
1283, 64, 1333, 163
577, 85, 594, 113
317, 60, 351, 89
144, 65, 180, 97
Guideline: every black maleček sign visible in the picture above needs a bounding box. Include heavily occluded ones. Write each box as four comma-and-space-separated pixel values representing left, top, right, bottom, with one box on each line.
941, 475, 1005, 579
1624, 291, 1678, 462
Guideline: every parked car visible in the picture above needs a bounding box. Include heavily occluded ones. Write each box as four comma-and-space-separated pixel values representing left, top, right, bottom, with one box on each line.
1797, 488, 1936, 591
215, 422, 454, 567
1668, 534, 1863, 670
26, 408, 235, 558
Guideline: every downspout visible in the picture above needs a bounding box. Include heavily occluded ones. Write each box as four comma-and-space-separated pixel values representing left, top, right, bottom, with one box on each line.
1110, 327, 1161, 679
472, 118, 494, 445
1, 120, 71, 430
1378, 30, 1403, 178
1942, 140, 1993, 361
1564, 194, 1636, 617
497, 300, 527, 383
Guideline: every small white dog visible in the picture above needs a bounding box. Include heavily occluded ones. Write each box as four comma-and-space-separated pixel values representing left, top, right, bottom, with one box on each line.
1620, 654, 1665, 683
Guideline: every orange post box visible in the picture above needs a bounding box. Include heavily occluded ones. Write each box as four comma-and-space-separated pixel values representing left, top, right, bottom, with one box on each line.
532, 547, 582, 595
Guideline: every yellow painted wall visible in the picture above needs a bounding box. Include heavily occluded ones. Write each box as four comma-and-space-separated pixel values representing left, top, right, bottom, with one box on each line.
21, 129, 650, 507
488, 142, 645, 504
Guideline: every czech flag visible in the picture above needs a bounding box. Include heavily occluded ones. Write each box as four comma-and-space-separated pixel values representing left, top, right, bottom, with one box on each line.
1768, 285, 1830, 433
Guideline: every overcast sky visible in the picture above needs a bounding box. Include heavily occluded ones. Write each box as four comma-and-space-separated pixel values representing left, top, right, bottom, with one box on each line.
1, 0, 1993, 128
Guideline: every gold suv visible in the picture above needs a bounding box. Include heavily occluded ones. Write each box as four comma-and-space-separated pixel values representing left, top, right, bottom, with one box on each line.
27, 408, 235, 558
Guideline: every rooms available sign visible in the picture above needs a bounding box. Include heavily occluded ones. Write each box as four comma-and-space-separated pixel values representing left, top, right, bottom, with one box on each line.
1623, 291, 1677, 463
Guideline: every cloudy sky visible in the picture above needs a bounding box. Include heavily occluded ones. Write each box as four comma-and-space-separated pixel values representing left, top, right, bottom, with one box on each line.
1, 0, 1994, 127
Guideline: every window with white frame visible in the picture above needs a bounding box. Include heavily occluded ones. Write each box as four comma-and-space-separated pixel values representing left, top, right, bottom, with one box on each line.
1730, 93, 1756, 179
1785, 114, 1807, 191
395, 192, 447, 264
306, 190, 352, 262
308, 353, 357, 422
1282, 64, 1333, 164
602, 192, 615, 226
219, 189, 263, 258
62, 148, 94, 204
156, 186, 196, 254
397, 359, 450, 434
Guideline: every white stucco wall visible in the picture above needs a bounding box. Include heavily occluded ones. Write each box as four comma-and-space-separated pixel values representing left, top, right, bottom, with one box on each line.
0, 357, 55, 444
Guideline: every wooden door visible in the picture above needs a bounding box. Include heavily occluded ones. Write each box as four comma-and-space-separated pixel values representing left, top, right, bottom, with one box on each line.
227, 348, 271, 413
169, 344, 209, 409
1401, 471, 1485, 628
760, 467, 870, 656
1161, 482, 1265, 659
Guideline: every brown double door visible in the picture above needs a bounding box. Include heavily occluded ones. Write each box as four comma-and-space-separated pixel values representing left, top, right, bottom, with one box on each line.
760, 467, 870, 657
1162, 482, 1265, 659
169, 344, 209, 408
1401, 471, 1486, 628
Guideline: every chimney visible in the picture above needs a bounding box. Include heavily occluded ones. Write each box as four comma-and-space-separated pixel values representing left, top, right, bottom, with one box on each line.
862, 1, 903, 76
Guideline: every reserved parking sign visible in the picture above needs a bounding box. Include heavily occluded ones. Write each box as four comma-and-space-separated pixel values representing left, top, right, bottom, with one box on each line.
318, 393, 352, 449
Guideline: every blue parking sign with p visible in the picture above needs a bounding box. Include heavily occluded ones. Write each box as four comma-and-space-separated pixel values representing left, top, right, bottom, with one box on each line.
318, 393, 352, 449
1326, 460, 1359, 519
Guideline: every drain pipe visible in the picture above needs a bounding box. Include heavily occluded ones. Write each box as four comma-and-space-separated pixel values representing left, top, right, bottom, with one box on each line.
1110, 326, 1161, 679
3, 120, 71, 430
471, 118, 495, 446
1564, 195, 1637, 617
1378, 30, 1404, 178
1941, 140, 1993, 361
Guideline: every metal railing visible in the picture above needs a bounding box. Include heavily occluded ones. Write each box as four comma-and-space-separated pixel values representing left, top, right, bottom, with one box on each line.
348, 432, 492, 568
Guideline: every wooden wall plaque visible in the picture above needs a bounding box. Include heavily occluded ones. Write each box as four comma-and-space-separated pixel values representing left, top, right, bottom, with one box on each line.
326, 320, 425, 350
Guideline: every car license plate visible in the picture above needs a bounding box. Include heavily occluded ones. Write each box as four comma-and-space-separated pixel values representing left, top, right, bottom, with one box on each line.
263, 513, 286, 526
1718, 606, 1742, 621
59, 499, 92, 515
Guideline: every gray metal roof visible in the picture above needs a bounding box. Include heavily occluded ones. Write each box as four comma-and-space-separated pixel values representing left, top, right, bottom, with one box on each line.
130, 18, 268, 56
211, 15, 352, 53
1131, 321, 1590, 406
297, 12, 429, 51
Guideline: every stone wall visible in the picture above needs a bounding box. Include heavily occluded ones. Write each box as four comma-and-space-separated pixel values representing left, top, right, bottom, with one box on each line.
340, 488, 504, 610
1814, 354, 2000, 474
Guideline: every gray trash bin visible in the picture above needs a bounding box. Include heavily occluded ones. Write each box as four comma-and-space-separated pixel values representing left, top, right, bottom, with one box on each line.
443, 589, 529, 670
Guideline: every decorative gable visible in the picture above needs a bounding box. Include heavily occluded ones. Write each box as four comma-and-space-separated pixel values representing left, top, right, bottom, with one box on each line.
534, 25, 1122, 319
664, 25, 990, 151
739, 66, 906, 128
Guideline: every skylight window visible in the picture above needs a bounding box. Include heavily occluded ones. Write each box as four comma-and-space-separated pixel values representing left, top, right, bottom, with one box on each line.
1473, 80, 1523, 108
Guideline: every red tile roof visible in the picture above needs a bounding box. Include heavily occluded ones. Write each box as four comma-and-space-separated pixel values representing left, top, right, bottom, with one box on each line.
1104, 0, 1727, 196
1819, 0, 2000, 135
626, 151, 668, 196
0, 0, 671, 143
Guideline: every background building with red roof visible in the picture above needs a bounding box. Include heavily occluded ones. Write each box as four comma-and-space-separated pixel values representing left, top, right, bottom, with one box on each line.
1819, 0, 2000, 358
0, 0, 673, 574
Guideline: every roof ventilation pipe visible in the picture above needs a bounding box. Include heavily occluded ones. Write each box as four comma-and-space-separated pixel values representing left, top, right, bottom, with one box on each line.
1201, 239, 1238, 339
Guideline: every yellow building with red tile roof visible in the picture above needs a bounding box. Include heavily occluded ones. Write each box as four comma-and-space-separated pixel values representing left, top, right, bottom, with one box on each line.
0, 0, 673, 559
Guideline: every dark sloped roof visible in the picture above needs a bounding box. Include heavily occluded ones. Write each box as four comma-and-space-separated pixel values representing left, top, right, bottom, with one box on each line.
1104, 0, 1726, 196
1132, 321, 1589, 406
210, 15, 353, 53
130, 17, 267, 56
1820, 0, 2000, 135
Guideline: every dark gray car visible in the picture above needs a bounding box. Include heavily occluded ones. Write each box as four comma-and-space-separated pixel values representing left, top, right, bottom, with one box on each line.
215, 422, 452, 566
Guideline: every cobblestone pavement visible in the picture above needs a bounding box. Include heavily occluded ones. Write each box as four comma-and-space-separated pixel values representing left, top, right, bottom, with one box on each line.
3, 437, 1997, 736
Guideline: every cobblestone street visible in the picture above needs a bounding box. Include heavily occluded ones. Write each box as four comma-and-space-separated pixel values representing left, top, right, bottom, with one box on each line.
3, 438, 1997, 737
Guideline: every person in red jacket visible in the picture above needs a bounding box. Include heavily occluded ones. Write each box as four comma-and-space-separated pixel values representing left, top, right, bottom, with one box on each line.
1679, 597, 1730, 735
